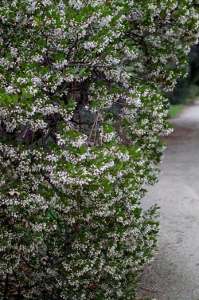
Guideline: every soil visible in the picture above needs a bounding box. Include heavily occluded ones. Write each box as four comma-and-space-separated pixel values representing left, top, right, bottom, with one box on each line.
136, 101, 199, 300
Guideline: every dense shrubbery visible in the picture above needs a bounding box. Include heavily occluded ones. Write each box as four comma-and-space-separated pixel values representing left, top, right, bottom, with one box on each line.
0, 1, 199, 299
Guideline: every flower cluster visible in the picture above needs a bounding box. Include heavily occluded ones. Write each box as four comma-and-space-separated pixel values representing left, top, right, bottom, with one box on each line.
0, 0, 199, 299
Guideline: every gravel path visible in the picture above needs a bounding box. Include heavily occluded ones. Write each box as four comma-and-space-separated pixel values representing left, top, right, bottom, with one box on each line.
136, 101, 199, 300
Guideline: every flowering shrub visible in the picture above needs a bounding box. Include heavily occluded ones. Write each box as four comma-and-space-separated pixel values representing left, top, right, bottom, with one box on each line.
0, 1, 199, 299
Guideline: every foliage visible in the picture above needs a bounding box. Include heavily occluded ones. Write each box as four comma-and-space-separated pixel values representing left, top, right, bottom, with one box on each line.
0, 0, 199, 299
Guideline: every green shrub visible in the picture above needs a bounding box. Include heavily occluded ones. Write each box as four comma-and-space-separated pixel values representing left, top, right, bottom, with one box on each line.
0, 1, 199, 299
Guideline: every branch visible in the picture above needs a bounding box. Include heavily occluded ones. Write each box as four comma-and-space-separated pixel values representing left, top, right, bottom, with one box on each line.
67, 34, 79, 60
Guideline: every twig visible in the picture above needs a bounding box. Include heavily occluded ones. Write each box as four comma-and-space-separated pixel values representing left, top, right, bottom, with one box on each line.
4, 273, 9, 297
139, 286, 162, 293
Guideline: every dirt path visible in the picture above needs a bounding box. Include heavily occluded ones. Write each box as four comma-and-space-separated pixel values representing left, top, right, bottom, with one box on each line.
137, 101, 199, 300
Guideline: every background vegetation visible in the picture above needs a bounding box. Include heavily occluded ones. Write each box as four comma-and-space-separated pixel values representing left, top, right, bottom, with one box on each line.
168, 44, 199, 106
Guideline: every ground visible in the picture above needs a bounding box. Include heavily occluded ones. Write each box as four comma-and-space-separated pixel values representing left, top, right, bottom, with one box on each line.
137, 101, 199, 300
